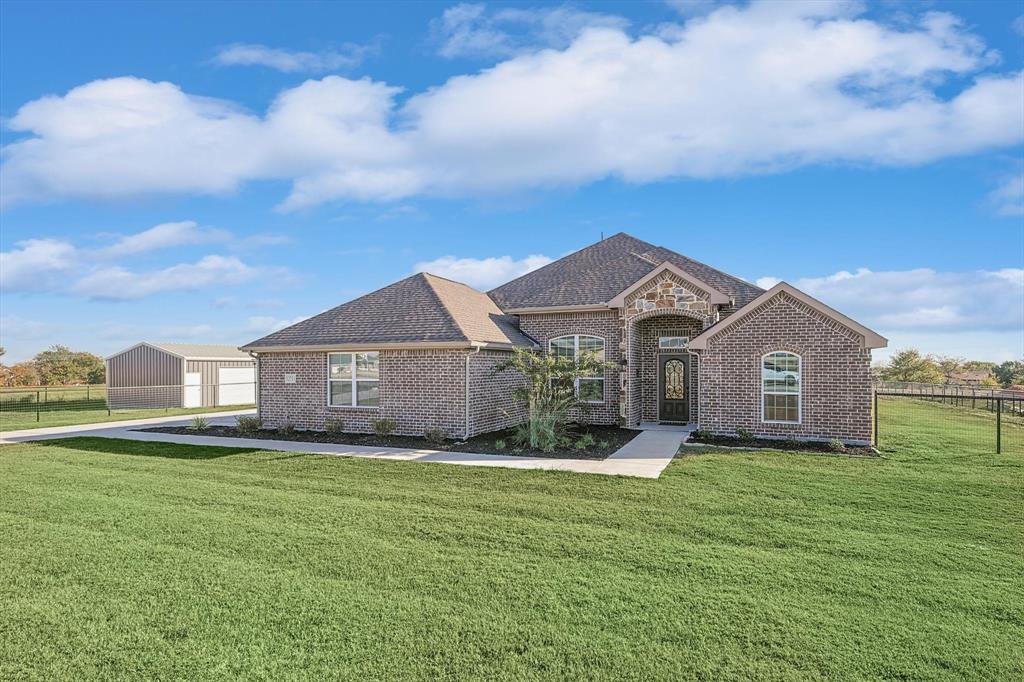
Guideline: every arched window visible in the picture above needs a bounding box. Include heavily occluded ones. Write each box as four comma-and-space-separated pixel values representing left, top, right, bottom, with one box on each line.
762, 351, 800, 423
549, 335, 605, 403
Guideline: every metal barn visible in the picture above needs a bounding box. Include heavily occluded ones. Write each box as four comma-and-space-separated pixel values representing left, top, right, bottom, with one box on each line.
105, 343, 256, 409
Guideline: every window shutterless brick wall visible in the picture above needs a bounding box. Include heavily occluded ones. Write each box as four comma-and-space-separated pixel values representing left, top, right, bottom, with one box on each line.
517, 311, 622, 425
258, 349, 470, 438
468, 350, 528, 436
697, 292, 873, 444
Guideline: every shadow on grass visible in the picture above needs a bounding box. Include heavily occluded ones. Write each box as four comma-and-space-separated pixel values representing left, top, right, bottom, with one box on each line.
39, 437, 260, 460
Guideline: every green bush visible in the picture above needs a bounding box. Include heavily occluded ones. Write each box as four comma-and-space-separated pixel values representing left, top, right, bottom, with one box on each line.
574, 433, 596, 450
828, 438, 847, 453
188, 416, 210, 431
235, 415, 261, 435
690, 429, 710, 440
372, 418, 396, 437
277, 422, 295, 436
494, 439, 507, 450
735, 427, 754, 442
324, 418, 345, 435
783, 437, 801, 449
424, 427, 446, 445
597, 439, 609, 449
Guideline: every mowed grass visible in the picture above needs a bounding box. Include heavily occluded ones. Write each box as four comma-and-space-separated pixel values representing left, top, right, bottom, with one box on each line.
1, 400, 1021, 680
0, 404, 253, 432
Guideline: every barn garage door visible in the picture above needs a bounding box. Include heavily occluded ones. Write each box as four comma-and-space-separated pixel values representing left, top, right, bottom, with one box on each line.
183, 372, 202, 408
218, 367, 256, 406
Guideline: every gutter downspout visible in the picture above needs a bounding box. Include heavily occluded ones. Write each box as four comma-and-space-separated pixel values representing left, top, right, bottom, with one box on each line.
248, 351, 260, 423
465, 344, 482, 440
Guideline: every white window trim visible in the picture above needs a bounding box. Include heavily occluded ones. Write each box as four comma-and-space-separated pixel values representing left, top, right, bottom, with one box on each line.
658, 336, 690, 349
549, 334, 606, 404
327, 351, 380, 409
761, 351, 802, 424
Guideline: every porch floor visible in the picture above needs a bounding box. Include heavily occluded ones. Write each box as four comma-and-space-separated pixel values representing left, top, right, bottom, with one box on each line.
637, 421, 697, 433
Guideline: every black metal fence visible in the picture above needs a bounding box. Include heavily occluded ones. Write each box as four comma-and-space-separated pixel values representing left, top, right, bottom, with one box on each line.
874, 386, 1024, 454
0, 382, 256, 427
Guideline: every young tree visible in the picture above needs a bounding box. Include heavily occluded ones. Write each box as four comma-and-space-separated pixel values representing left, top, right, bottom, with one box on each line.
493, 347, 614, 451
880, 349, 944, 384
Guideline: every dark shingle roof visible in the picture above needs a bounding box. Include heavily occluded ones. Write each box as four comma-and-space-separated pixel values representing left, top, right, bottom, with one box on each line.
488, 232, 763, 310
242, 273, 535, 350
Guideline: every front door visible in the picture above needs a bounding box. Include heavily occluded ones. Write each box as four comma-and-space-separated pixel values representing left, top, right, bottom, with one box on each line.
659, 355, 689, 423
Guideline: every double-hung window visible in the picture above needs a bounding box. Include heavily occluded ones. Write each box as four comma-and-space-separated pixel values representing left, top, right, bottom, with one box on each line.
549, 335, 605, 403
328, 352, 379, 407
762, 351, 800, 423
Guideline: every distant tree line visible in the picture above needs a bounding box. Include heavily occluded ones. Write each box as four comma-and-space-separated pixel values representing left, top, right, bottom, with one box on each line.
0, 346, 105, 387
876, 349, 1024, 388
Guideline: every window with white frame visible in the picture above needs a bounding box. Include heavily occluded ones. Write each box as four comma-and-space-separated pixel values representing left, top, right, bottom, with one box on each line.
328, 352, 379, 407
659, 336, 689, 349
549, 335, 605, 403
762, 351, 800, 423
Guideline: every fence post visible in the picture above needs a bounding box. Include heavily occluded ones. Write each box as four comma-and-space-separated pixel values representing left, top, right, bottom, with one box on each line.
873, 391, 879, 448
36, 390, 40, 422
996, 398, 1001, 455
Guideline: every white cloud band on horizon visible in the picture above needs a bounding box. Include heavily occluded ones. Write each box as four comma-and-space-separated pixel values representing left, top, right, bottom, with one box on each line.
2, 1, 1021, 210
413, 254, 553, 290
756, 267, 1024, 362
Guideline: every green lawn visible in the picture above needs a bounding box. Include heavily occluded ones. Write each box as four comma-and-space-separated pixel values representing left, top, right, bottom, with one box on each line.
0, 404, 253, 432
0, 400, 1021, 680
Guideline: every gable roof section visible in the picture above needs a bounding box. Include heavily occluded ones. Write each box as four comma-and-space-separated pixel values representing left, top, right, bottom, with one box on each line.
242, 273, 536, 351
107, 342, 252, 361
607, 262, 731, 307
488, 232, 763, 311
688, 282, 888, 350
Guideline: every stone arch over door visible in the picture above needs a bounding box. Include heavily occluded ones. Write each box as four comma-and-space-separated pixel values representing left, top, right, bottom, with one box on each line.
623, 308, 708, 425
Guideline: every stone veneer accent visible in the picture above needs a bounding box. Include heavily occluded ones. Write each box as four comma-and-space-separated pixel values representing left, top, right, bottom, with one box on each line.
697, 291, 873, 444
259, 348, 526, 439
517, 311, 622, 425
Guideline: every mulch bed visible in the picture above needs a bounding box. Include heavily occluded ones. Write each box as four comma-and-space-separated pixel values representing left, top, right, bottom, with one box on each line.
686, 432, 876, 456
139, 423, 638, 460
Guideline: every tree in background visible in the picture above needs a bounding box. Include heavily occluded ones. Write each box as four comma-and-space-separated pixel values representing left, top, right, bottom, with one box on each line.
879, 349, 945, 384
32, 346, 105, 385
0, 362, 41, 387
995, 360, 1024, 388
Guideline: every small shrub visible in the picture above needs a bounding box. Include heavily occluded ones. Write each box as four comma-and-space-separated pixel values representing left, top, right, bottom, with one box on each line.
559, 436, 573, 450
597, 439, 610, 449
494, 439, 507, 450
690, 428, 710, 440
574, 433, 596, 450
324, 418, 345, 435
735, 427, 754, 442
828, 438, 847, 453
277, 422, 295, 436
372, 418, 397, 437
188, 416, 210, 431
235, 415, 261, 435
783, 437, 800, 449
424, 427, 446, 445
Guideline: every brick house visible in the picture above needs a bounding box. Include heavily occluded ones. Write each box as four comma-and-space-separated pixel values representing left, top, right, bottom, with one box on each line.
242, 233, 886, 444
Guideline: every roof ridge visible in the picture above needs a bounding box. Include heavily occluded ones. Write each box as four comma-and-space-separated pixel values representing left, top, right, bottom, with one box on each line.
487, 232, 632, 294
420, 273, 474, 343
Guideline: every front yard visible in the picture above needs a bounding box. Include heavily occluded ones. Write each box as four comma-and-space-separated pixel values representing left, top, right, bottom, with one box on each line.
0, 399, 1020, 679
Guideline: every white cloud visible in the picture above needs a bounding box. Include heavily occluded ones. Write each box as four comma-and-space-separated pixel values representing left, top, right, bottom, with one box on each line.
1013, 15, 1024, 37
2, 2, 1022, 210
413, 254, 553, 289
1, 221, 286, 300
760, 267, 1023, 338
0, 238, 78, 291
212, 43, 372, 73
71, 255, 258, 300
986, 173, 1024, 216
245, 315, 309, 333
431, 3, 629, 59
100, 220, 231, 256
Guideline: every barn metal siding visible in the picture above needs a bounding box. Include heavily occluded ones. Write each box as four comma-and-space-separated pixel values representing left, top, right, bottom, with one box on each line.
106, 345, 184, 408
186, 360, 254, 406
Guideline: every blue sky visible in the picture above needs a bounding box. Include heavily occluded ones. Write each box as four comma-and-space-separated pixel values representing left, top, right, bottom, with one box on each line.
1, 0, 1022, 364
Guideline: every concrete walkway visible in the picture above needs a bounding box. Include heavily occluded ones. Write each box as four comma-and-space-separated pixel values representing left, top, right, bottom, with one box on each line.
0, 413, 686, 479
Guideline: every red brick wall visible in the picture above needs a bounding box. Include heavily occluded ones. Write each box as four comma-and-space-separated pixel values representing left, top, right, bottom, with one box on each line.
467, 349, 528, 436
697, 292, 873, 444
257, 349, 469, 438
517, 311, 622, 425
